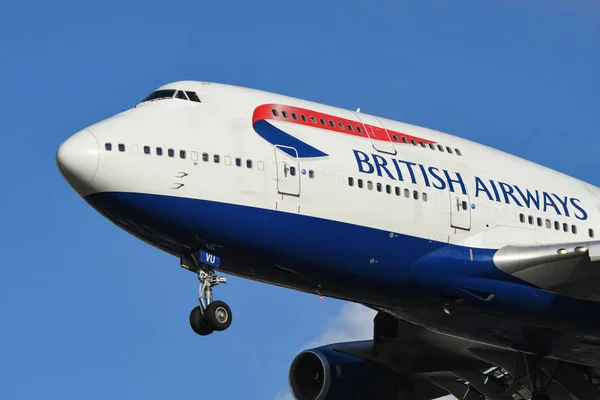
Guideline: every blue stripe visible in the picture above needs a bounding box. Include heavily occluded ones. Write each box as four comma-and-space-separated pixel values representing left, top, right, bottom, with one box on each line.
85, 191, 600, 327
253, 120, 328, 158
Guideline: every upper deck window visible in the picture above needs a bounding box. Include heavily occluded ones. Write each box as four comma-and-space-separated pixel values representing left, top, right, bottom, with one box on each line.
141, 89, 177, 103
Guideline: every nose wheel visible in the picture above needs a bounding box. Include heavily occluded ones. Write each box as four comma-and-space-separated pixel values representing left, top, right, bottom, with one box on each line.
189, 267, 232, 336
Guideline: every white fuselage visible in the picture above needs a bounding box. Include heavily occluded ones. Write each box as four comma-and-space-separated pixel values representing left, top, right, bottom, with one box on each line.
73, 81, 598, 251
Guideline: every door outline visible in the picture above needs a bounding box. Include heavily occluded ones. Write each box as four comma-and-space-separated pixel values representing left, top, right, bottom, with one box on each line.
274, 145, 300, 196
352, 112, 397, 155
450, 190, 471, 230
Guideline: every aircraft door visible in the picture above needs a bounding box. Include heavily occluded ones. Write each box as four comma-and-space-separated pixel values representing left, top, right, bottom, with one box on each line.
274, 145, 300, 196
352, 112, 397, 155
450, 190, 471, 230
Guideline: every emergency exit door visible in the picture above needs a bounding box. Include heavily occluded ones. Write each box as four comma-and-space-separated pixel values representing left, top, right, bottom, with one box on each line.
352, 112, 397, 155
274, 145, 300, 196
450, 190, 471, 230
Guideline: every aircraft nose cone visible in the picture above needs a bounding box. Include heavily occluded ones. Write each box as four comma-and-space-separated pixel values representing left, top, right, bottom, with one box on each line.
56, 129, 100, 191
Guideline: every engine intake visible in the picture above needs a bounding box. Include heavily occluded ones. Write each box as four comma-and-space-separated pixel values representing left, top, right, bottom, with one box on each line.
289, 346, 398, 400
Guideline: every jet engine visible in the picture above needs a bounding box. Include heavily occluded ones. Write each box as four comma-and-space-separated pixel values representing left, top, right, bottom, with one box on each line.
288, 345, 399, 400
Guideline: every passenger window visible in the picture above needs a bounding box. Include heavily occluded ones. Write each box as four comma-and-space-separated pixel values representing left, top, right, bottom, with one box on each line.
446, 147, 453, 154
423, 193, 428, 202
214, 154, 220, 163
246, 160, 253, 168
519, 213, 525, 223
292, 113, 298, 120
258, 161, 264, 171
156, 147, 163, 156
402, 137, 408, 144
348, 177, 354, 186
395, 187, 400, 196
191, 151, 198, 161
590, 229, 595, 238
348, 125, 354, 132
282, 111, 288, 118
376, 183, 382, 192
386, 185, 391, 194
235, 157, 241, 167
339, 122, 345, 130
176, 90, 188, 100
429, 143, 435, 150
367, 181, 373, 190
420, 141, 426, 148
180, 150, 186, 159
392, 135, 399, 142
202, 153, 209, 162
528, 216, 534, 225
437, 144, 444, 152
572, 225, 577, 234
536, 217, 542, 227
272, 109, 279, 117
310, 116, 317, 124
462, 201, 468, 210
404, 189, 410, 198
168, 149, 175, 157
563, 223, 568, 232
411, 139, 417, 146
118, 144, 125, 152
554, 221, 560, 230
105, 143, 112, 151
357, 126, 363, 134
301, 115, 307, 122
309, 170, 315, 179
186, 91, 201, 102
290, 166, 296, 176
144, 146, 150, 155
413, 191, 419, 200
320, 118, 326, 126
456, 149, 462, 156
545, 219, 551, 229
329, 120, 335, 128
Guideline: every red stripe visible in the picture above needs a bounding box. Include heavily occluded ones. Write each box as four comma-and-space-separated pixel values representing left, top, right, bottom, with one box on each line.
252, 104, 436, 146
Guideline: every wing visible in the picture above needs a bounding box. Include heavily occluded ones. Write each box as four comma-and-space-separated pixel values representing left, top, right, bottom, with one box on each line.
300, 312, 600, 400
494, 240, 600, 301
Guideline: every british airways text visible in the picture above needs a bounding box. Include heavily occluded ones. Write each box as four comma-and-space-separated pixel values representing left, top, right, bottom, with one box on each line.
353, 150, 587, 220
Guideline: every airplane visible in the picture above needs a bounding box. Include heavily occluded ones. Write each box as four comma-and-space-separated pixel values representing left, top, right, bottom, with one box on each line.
56, 81, 600, 400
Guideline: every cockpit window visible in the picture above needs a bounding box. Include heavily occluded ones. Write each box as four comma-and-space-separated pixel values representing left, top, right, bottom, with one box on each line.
140, 88, 201, 104
141, 89, 176, 102
186, 91, 201, 102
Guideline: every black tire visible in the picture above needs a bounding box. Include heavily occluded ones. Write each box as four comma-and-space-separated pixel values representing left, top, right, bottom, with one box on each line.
205, 301, 232, 331
189, 306, 214, 336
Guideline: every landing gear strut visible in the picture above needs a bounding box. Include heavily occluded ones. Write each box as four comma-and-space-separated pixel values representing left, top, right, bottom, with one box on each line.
188, 265, 232, 336
524, 355, 556, 400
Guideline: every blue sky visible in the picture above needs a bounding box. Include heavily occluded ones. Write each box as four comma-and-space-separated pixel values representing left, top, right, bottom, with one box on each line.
1, 1, 599, 399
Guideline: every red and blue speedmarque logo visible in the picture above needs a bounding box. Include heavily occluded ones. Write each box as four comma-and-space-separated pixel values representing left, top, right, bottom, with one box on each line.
252, 104, 435, 159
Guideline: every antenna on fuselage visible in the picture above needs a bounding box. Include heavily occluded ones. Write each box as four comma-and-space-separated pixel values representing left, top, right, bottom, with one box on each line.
356, 108, 360, 113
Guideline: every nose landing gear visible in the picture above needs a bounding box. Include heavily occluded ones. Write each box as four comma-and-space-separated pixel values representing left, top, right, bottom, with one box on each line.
188, 263, 232, 336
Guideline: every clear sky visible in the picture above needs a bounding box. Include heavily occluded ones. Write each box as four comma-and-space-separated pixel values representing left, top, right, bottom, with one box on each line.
1, 1, 599, 399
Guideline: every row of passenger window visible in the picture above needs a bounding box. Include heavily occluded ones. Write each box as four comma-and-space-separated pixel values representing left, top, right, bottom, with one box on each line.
413, 140, 462, 156
273, 108, 368, 135
518, 213, 594, 237
347, 176, 429, 201
271, 108, 462, 156
104, 142, 261, 169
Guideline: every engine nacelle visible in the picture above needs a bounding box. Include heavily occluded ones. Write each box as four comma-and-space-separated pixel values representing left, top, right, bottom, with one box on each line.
288, 345, 399, 400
